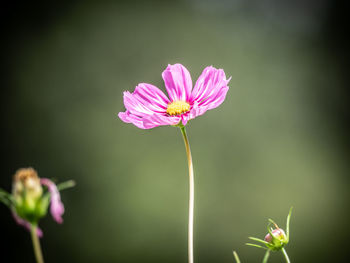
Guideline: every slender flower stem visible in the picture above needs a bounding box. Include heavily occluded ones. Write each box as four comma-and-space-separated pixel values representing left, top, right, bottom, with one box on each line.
233, 251, 241, 263
262, 250, 270, 263
180, 126, 194, 263
282, 248, 290, 263
30, 225, 44, 263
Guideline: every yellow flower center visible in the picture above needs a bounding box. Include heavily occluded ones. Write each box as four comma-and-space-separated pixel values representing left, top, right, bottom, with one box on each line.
166, 101, 190, 116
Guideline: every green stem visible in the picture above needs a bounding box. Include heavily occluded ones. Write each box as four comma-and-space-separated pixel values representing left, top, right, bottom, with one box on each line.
30, 225, 44, 263
233, 251, 241, 263
262, 250, 270, 263
180, 126, 194, 263
282, 248, 290, 263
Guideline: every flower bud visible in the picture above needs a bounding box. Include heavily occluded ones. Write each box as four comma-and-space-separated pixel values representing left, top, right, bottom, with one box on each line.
264, 228, 288, 250
13, 168, 42, 208
265, 228, 287, 242
246, 207, 292, 252
12, 168, 47, 224
0, 167, 74, 237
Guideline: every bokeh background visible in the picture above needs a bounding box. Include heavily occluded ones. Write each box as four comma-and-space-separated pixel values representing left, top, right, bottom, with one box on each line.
1, 0, 349, 262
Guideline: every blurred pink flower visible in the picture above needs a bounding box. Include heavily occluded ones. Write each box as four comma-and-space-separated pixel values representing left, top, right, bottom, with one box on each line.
41, 178, 65, 224
119, 64, 230, 129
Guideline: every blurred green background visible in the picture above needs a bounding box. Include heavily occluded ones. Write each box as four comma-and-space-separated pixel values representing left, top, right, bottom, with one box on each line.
1, 0, 349, 262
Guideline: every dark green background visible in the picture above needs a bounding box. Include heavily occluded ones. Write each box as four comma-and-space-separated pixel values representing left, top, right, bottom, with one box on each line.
1, 0, 349, 262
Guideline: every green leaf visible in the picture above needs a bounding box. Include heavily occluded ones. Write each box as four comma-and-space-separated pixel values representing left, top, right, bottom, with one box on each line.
246, 243, 267, 250
0, 195, 10, 207
267, 223, 274, 236
0, 188, 14, 207
267, 222, 281, 244
248, 237, 270, 245
0, 188, 10, 196
233, 251, 241, 263
0, 188, 7, 193
57, 180, 76, 191
286, 207, 293, 241
268, 218, 278, 227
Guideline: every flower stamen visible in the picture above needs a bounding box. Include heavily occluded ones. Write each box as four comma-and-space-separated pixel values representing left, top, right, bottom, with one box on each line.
166, 101, 190, 116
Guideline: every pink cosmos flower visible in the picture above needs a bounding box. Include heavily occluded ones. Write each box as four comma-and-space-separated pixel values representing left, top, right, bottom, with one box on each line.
118, 64, 230, 129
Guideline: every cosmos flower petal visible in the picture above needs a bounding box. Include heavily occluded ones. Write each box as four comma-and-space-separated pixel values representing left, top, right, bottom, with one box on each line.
119, 111, 181, 129
202, 85, 229, 110
118, 111, 149, 129
188, 101, 210, 120
12, 211, 43, 237
181, 115, 189, 126
40, 178, 65, 224
162, 64, 192, 102
145, 114, 181, 128
133, 83, 170, 111
122, 83, 169, 118
191, 66, 230, 112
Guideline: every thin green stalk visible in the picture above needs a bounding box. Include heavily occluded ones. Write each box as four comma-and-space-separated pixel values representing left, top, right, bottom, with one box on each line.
180, 126, 194, 263
30, 225, 44, 263
233, 251, 241, 263
262, 250, 270, 263
282, 248, 290, 263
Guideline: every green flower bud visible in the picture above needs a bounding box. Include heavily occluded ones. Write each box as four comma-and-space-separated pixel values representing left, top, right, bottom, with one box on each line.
12, 168, 44, 224
246, 207, 292, 253
264, 228, 288, 250
1, 167, 75, 238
